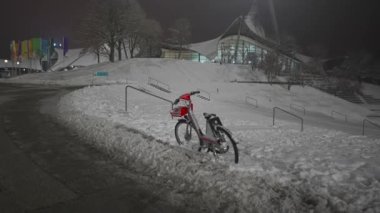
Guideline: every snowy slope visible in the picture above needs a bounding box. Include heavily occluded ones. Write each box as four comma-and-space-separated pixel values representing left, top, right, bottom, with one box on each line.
2, 58, 380, 212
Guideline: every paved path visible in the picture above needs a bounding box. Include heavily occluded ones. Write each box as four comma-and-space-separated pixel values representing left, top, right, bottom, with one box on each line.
0, 84, 195, 213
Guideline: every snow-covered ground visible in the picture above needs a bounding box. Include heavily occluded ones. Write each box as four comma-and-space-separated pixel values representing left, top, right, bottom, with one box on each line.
2, 58, 380, 212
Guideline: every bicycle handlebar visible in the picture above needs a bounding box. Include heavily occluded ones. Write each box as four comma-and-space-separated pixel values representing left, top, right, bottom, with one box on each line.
173, 91, 201, 105
190, 91, 200, 95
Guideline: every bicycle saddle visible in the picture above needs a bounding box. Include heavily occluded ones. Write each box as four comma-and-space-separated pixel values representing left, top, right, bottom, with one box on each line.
203, 113, 216, 119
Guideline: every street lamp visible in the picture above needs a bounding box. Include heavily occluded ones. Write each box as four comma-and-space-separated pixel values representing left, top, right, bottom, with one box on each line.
4, 59, 8, 63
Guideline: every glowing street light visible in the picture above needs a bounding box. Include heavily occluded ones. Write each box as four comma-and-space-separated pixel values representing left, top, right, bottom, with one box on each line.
4, 59, 8, 63
16, 61, 20, 65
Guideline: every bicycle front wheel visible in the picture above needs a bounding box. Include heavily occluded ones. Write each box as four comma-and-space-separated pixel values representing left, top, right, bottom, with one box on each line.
175, 120, 200, 151
216, 127, 239, 164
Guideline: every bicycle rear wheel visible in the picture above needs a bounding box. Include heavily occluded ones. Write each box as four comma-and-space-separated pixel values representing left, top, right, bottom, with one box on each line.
175, 120, 200, 151
216, 127, 239, 164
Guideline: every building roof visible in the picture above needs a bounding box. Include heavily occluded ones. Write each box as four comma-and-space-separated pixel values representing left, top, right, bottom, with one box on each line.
188, 14, 301, 63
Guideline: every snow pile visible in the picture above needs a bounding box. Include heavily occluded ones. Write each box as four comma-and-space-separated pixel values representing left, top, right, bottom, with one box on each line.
49, 58, 379, 212
58, 83, 380, 212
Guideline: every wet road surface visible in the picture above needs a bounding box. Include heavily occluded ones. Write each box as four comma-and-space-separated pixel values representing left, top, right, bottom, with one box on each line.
0, 84, 192, 213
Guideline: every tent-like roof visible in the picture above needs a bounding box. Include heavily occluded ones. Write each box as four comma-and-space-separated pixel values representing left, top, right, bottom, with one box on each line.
189, 37, 221, 60
188, 12, 300, 62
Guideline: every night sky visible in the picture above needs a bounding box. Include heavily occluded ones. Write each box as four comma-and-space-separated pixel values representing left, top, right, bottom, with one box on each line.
1, 0, 380, 59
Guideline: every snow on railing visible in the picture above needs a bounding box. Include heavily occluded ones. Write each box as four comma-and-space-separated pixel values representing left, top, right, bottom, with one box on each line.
125, 85, 173, 112
196, 88, 211, 101
331, 110, 347, 122
245, 96, 258, 108
273, 107, 304, 132
290, 104, 306, 116
362, 118, 380, 136
148, 77, 171, 93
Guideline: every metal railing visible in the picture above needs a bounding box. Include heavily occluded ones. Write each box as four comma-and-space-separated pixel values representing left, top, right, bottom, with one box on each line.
196, 88, 211, 101
148, 77, 171, 93
367, 115, 380, 118
125, 85, 173, 112
362, 119, 380, 136
331, 110, 347, 122
232, 80, 303, 85
273, 107, 304, 132
290, 104, 306, 115
245, 96, 258, 108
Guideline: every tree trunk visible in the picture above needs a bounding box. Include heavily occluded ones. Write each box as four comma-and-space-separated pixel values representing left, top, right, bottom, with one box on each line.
122, 40, 128, 59
129, 48, 134, 58
109, 42, 115, 62
118, 40, 122, 61
128, 37, 134, 59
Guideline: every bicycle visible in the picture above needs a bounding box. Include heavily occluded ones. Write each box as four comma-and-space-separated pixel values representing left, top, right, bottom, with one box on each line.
170, 91, 239, 164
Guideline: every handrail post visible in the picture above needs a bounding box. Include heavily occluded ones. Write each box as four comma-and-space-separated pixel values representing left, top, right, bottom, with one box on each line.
125, 86, 128, 112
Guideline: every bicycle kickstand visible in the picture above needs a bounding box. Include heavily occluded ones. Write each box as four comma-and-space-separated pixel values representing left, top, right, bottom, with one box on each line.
211, 146, 219, 160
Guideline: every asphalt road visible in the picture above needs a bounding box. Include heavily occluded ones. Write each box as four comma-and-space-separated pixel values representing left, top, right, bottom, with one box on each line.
0, 84, 194, 213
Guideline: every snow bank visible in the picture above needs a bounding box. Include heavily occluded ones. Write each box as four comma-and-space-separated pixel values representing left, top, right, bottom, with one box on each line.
58, 84, 380, 212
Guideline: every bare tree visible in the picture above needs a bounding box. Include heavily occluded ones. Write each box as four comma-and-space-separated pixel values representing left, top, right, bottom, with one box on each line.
80, 0, 143, 62
139, 19, 163, 57
124, 1, 146, 58
260, 51, 281, 83
280, 34, 300, 55
167, 18, 191, 59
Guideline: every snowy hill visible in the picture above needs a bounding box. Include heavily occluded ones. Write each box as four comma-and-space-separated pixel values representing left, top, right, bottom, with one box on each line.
2, 58, 380, 212
50, 48, 109, 71
3, 58, 374, 122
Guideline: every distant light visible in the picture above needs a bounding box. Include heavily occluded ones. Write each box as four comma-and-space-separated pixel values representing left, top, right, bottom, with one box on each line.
248, 61, 252, 64
54, 43, 57, 47
232, 60, 235, 64
4, 59, 8, 63
59, 43, 62, 47
23, 69, 26, 71
16, 61, 20, 65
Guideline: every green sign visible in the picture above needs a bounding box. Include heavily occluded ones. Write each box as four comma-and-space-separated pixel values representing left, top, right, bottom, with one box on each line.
95, 71, 108, 77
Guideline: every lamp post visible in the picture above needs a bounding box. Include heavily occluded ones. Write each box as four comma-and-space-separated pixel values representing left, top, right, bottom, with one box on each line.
16, 61, 20, 76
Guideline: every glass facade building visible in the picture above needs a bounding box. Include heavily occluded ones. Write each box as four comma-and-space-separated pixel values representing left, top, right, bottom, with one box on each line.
160, 15, 302, 77
216, 35, 301, 76
161, 48, 209, 63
